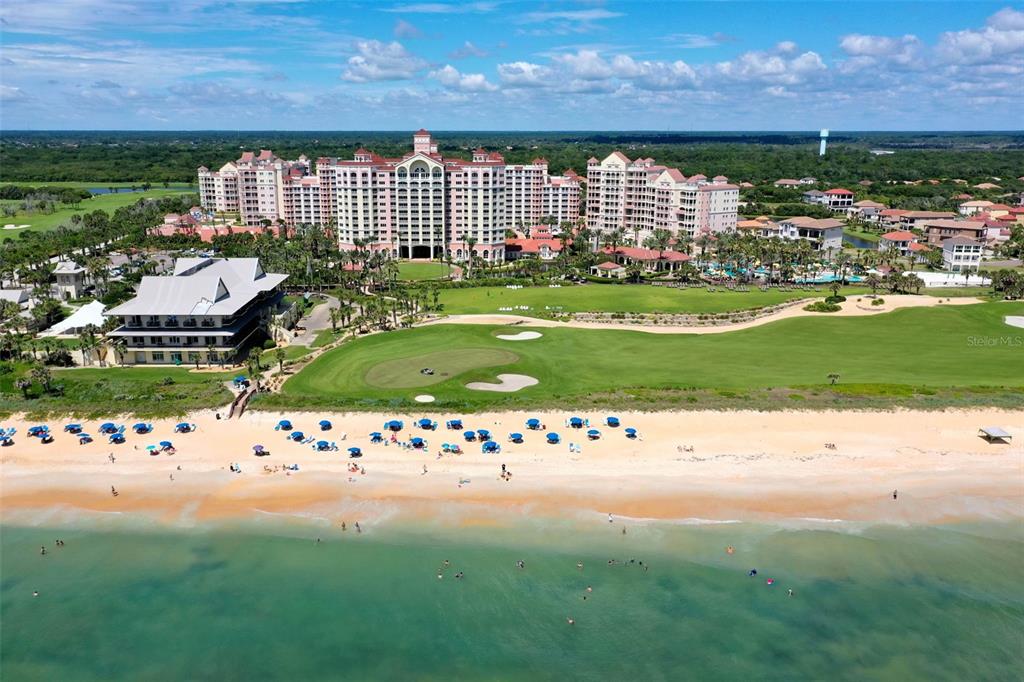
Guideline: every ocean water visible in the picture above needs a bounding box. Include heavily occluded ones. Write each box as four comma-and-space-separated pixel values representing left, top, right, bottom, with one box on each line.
2, 520, 1023, 681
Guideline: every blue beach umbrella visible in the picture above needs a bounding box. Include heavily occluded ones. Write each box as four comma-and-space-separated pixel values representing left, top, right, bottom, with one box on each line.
418, 418, 433, 429
109, 433, 125, 444
316, 440, 329, 450
175, 422, 191, 433
78, 433, 92, 444
606, 416, 620, 427
625, 428, 637, 438
370, 432, 383, 442
319, 420, 332, 430
463, 430, 476, 441
447, 419, 463, 430
64, 423, 82, 433
99, 422, 116, 433
159, 440, 173, 448
386, 420, 403, 431
277, 419, 293, 431
234, 375, 247, 383
477, 429, 491, 441
508, 432, 523, 443
569, 417, 583, 428
526, 418, 541, 429
587, 429, 600, 439
483, 441, 499, 453
348, 447, 362, 457
411, 437, 425, 448
546, 432, 560, 444
291, 431, 305, 441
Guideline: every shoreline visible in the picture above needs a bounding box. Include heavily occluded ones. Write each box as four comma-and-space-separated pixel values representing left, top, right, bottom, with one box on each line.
2, 408, 1021, 531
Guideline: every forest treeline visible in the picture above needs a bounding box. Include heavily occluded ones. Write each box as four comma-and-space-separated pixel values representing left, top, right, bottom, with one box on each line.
2, 130, 1022, 186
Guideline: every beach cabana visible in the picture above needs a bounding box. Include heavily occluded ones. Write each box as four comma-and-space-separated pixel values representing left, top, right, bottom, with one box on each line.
99, 422, 117, 434
418, 418, 437, 430
463, 430, 477, 442
348, 447, 362, 458
315, 440, 330, 451
605, 416, 620, 428
109, 433, 125, 444
64, 423, 83, 434
569, 417, 584, 428
477, 429, 491, 441
78, 433, 92, 444
587, 429, 601, 440
276, 419, 293, 431
979, 427, 1013, 444
546, 432, 561, 444
411, 437, 426, 449
133, 422, 152, 434
625, 428, 638, 439
508, 432, 524, 444
369, 432, 384, 443
290, 431, 305, 442
446, 419, 463, 430
482, 441, 500, 454
526, 418, 541, 430
319, 420, 332, 431
159, 440, 173, 450
385, 420, 404, 432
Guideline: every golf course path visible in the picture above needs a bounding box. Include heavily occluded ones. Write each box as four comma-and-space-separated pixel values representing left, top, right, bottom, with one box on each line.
425, 294, 984, 335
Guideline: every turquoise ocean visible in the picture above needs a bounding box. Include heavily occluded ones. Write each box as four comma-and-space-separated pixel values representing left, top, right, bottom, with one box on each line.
2, 519, 1023, 681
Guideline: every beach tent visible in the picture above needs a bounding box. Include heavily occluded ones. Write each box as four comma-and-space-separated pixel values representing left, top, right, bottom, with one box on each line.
979, 427, 1013, 443
625, 428, 637, 439
526, 418, 541, 430
569, 417, 584, 428
319, 420, 332, 431
315, 440, 330, 451
446, 419, 463, 430
348, 447, 362, 458
64, 423, 83, 434
411, 437, 426, 448
546, 432, 561, 444
477, 429, 491, 441
290, 431, 305, 442
605, 416, 620, 428
276, 419, 293, 431
369, 432, 384, 443
508, 432, 524, 443
386, 420, 404, 431
464, 430, 477, 442
587, 429, 601, 440
482, 441, 500, 453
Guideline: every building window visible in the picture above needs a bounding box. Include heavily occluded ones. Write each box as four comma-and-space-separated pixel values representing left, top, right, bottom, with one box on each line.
170, 352, 183, 363
152, 351, 165, 362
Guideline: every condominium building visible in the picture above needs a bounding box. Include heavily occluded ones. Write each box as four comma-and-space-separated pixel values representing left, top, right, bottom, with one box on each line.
197, 131, 582, 263
585, 152, 738, 244
105, 257, 287, 365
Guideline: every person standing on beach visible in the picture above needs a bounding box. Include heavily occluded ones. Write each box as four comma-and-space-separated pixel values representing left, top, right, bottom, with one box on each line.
893, 489, 898, 500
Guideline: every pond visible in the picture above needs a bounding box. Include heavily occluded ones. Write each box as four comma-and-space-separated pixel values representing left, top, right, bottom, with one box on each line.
843, 234, 876, 249
89, 185, 191, 195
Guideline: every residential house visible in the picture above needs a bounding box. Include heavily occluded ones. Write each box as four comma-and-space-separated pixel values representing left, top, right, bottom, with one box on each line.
922, 219, 986, 245
504, 237, 567, 261
104, 257, 287, 366
898, 211, 956, 230
799, 177, 817, 185
802, 189, 826, 205
53, 261, 89, 300
847, 200, 886, 220
822, 188, 855, 211
600, 245, 691, 273
773, 179, 802, 188
959, 200, 993, 216
776, 217, 845, 251
878, 231, 931, 262
0, 288, 31, 313
876, 208, 909, 227
941, 237, 983, 272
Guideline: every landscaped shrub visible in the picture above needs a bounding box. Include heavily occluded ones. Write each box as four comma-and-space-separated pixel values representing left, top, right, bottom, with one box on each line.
804, 301, 841, 313
262, 339, 277, 350
824, 295, 847, 304
871, 298, 885, 306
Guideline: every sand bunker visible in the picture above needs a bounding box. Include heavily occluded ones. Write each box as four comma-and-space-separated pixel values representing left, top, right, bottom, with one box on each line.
466, 374, 539, 393
414, 394, 436, 403
3, 224, 30, 230
496, 331, 543, 341
1006, 316, 1024, 329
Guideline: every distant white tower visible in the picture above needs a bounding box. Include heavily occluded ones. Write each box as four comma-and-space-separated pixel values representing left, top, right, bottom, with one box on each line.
819, 128, 829, 156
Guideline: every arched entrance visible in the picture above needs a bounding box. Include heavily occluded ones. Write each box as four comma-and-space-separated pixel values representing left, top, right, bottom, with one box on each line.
411, 245, 433, 259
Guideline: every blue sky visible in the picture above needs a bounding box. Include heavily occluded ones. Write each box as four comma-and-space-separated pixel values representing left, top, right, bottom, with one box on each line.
1, 1, 1022, 130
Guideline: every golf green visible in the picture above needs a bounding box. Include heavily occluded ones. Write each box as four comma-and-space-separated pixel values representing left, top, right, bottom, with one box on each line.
271, 301, 1024, 411
364, 348, 519, 388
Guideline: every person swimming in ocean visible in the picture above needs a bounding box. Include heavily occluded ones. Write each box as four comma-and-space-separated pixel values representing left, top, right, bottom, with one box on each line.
577, 562, 584, 571
455, 572, 464, 579
566, 617, 575, 626
516, 560, 525, 569
443, 559, 451, 567
40, 546, 46, 555
748, 569, 757, 577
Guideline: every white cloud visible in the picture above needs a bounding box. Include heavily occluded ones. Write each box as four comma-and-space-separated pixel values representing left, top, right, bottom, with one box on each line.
838, 33, 922, 73
341, 40, 427, 82
497, 60, 552, 87
393, 19, 424, 39
988, 7, 1024, 30
429, 64, 497, 91
936, 21, 1024, 65
714, 45, 826, 86
660, 33, 735, 49
448, 41, 488, 59
516, 7, 622, 35
381, 2, 497, 14
0, 84, 30, 102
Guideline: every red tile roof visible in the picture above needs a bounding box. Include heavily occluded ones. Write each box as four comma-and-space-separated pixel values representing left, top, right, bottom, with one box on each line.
602, 246, 690, 262
596, 261, 624, 270
824, 188, 854, 195
880, 231, 917, 241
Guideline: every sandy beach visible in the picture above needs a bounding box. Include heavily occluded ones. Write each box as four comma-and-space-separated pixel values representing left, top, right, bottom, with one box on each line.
2, 408, 1021, 530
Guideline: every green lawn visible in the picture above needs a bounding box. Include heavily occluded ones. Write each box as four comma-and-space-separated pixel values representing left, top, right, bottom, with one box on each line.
260, 345, 314, 366
843, 228, 882, 244
263, 302, 1024, 412
1, 189, 194, 233
438, 284, 866, 316
398, 261, 451, 281
0, 366, 233, 418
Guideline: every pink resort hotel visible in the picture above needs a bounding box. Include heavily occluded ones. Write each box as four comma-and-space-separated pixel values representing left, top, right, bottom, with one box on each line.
198, 130, 738, 263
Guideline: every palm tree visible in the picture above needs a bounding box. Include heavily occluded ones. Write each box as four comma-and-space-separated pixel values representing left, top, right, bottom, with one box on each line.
904, 273, 925, 294
329, 307, 341, 332
275, 346, 286, 374
643, 228, 673, 271
30, 365, 53, 395
464, 236, 478, 279
600, 228, 625, 257
15, 377, 31, 399
865, 272, 882, 295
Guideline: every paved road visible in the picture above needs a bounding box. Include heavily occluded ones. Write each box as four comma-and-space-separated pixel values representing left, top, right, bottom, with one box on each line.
289, 294, 340, 346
